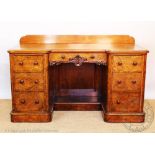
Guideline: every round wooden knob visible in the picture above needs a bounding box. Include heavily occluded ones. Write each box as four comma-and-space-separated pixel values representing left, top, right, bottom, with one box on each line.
20, 99, 25, 104
34, 80, 39, 84
61, 55, 65, 59
116, 100, 121, 104
90, 55, 95, 59
34, 61, 38, 65
132, 80, 136, 84
19, 61, 23, 66
117, 62, 122, 66
117, 80, 122, 84
19, 80, 24, 84
34, 100, 39, 104
133, 62, 138, 66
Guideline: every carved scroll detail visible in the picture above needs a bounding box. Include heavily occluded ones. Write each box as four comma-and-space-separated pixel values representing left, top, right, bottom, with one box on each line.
69, 55, 87, 66
50, 60, 106, 66
95, 61, 107, 66
50, 61, 63, 66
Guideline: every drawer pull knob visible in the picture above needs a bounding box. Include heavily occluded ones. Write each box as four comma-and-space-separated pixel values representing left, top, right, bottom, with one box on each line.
133, 62, 138, 66
117, 62, 122, 66
34, 100, 39, 104
20, 99, 25, 104
132, 80, 137, 84
90, 55, 95, 59
116, 100, 121, 104
34, 80, 39, 84
61, 55, 65, 59
117, 80, 122, 84
34, 61, 38, 65
19, 61, 23, 66
19, 80, 24, 84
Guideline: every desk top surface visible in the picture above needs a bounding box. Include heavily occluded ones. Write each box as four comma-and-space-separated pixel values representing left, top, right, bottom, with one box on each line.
8, 35, 148, 54
8, 43, 148, 54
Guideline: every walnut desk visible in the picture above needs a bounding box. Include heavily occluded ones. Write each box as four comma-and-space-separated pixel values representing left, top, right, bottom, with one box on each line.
8, 35, 148, 123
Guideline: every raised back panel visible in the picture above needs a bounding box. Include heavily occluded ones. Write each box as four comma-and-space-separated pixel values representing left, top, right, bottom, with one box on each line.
20, 35, 135, 45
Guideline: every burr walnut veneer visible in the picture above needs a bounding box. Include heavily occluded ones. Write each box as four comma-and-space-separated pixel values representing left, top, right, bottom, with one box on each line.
8, 35, 148, 123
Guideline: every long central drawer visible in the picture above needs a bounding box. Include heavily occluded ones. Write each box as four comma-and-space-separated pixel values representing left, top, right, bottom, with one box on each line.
49, 52, 107, 64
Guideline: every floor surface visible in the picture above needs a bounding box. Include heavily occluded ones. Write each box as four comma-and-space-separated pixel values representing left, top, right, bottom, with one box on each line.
0, 100, 154, 133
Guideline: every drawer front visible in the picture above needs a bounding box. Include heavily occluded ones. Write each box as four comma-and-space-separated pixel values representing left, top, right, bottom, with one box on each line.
49, 53, 107, 63
111, 93, 140, 112
14, 92, 44, 112
14, 73, 44, 91
112, 56, 144, 72
112, 73, 142, 92
13, 55, 44, 72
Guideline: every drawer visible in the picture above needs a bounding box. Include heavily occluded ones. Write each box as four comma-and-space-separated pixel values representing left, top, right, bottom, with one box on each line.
14, 92, 44, 112
112, 73, 142, 92
49, 53, 107, 65
112, 56, 144, 72
111, 93, 140, 112
14, 73, 44, 91
13, 55, 44, 72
